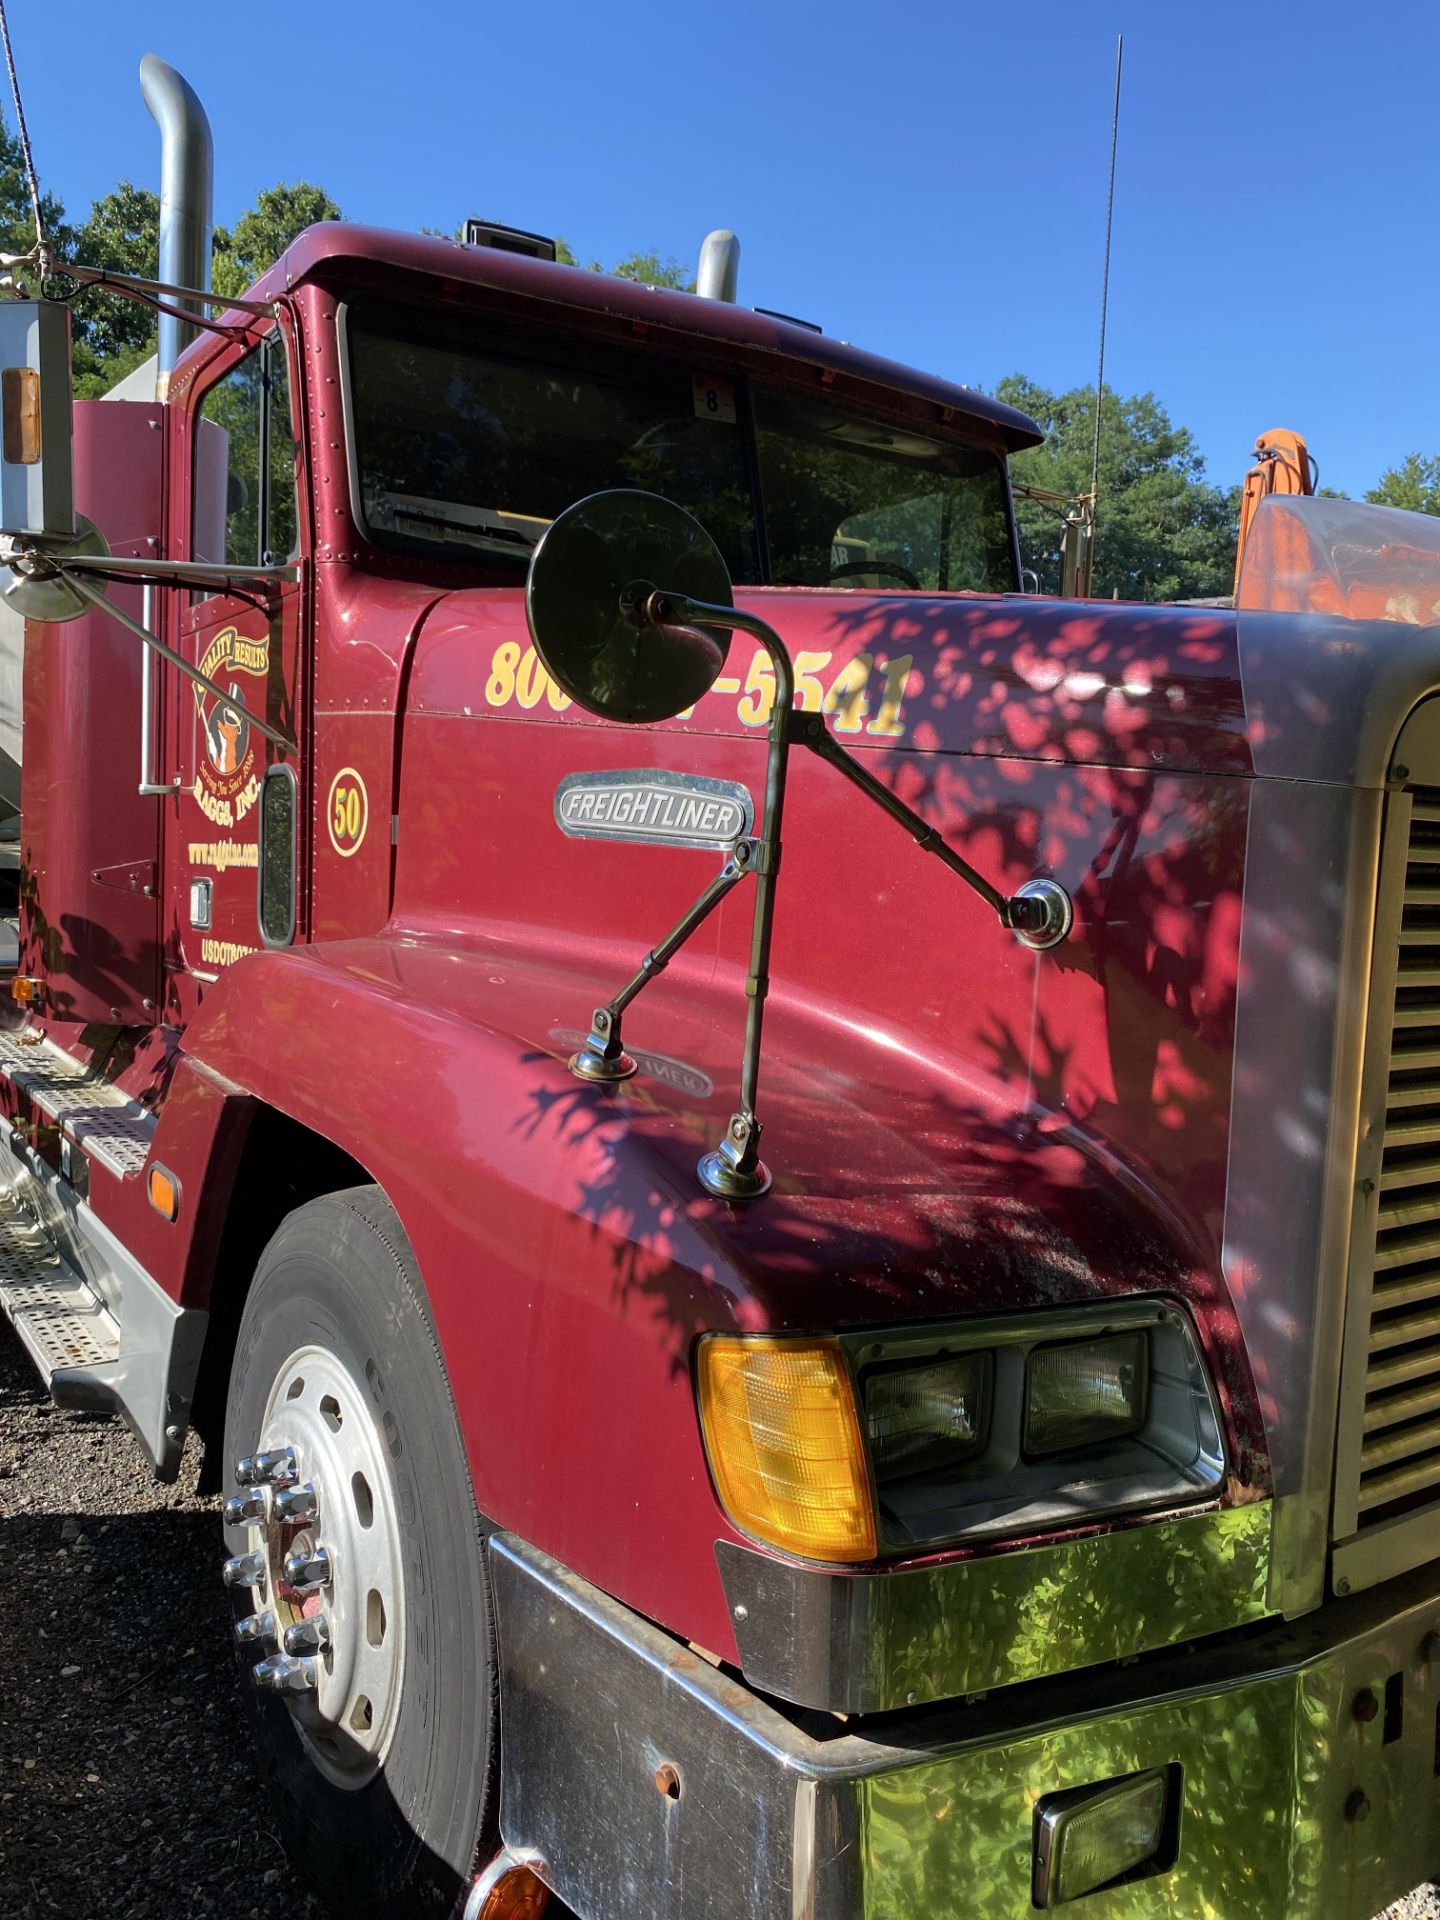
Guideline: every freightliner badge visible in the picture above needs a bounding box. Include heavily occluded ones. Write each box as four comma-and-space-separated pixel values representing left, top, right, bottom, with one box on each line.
553, 769, 754, 852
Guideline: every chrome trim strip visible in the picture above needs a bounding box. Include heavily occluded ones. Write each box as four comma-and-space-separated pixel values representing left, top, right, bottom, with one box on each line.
1333, 1504, 1440, 1600
715, 1500, 1273, 1714
1220, 778, 1384, 1617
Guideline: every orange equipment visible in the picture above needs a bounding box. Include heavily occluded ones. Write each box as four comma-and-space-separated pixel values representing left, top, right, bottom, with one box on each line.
1234, 428, 1315, 593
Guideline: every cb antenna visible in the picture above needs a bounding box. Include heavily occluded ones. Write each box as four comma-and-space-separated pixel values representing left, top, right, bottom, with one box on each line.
0, 0, 50, 281
1089, 34, 1124, 552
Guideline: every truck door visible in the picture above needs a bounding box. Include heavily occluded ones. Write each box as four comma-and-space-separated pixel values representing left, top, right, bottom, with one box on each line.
170, 331, 305, 996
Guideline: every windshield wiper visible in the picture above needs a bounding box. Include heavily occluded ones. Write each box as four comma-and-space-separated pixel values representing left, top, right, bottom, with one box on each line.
371, 494, 540, 554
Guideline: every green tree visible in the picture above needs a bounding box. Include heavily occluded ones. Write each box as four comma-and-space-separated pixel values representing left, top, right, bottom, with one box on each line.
0, 112, 68, 265
211, 182, 341, 299
999, 376, 1239, 602
58, 176, 342, 396
607, 249, 693, 290
553, 235, 692, 288
67, 182, 162, 394
1367, 452, 1440, 517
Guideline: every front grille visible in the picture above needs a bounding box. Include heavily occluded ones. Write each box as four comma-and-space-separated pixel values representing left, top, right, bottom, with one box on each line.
1358, 787, 1440, 1521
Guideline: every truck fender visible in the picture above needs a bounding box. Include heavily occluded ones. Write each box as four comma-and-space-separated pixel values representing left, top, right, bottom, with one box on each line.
171, 937, 746, 1653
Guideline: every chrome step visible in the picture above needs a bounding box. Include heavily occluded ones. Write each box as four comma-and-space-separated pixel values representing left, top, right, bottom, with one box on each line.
0, 1027, 154, 1178
0, 1185, 119, 1381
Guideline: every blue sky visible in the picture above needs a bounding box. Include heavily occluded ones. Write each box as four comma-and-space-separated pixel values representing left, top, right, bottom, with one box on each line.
10, 1, 1437, 499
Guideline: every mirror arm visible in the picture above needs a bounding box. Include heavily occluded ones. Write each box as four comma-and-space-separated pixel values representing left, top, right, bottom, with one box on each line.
646, 592, 794, 1200
789, 710, 1008, 917
58, 553, 298, 594
791, 711, 1072, 946
568, 846, 756, 1082
59, 568, 294, 751
666, 589, 1070, 944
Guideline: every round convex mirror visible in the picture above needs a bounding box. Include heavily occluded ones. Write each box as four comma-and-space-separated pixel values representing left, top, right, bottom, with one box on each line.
525, 490, 734, 724
2, 514, 110, 624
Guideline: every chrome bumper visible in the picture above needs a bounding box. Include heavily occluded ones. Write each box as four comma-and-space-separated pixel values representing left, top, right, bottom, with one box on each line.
490, 1533, 1440, 1920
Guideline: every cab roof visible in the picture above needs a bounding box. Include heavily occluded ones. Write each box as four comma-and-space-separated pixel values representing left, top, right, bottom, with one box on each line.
235, 222, 1043, 454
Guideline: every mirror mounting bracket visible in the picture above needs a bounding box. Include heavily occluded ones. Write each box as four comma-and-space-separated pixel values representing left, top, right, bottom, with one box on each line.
565, 840, 757, 1089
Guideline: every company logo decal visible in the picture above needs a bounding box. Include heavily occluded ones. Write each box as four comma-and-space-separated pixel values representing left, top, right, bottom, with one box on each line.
327, 768, 369, 857
554, 770, 753, 852
191, 627, 269, 828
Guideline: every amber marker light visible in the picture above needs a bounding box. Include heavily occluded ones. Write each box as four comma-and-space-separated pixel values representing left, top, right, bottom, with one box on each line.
1, 365, 41, 465
697, 1335, 877, 1563
464, 1856, 551, 1920
147, 1164, 179, 1222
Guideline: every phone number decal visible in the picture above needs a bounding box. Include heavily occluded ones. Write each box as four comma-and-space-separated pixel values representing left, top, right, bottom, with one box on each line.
485, 641, 914, 738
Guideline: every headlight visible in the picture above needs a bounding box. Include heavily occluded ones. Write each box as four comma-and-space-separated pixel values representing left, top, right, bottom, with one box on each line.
857, 1304, 1224, 1552
697, 1305, 1226, 1564
1024, 1332, 1146, 1456
865, 1354, 989, 1481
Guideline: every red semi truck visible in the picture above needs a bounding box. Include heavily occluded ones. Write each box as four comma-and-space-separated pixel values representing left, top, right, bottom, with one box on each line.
4, 53, 1440, 1920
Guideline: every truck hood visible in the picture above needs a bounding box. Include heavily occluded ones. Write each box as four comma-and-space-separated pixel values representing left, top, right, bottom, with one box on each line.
413, 583, 1255, 780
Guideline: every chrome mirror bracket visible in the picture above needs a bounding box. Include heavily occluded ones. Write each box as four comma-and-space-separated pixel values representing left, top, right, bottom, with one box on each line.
569, 1006, 637, 1083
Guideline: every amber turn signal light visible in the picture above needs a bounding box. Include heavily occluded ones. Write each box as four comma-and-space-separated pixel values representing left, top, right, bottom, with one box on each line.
466, 1860, 551, 1920
697, 1335, 877, 1563
147, 1164, 179, 1221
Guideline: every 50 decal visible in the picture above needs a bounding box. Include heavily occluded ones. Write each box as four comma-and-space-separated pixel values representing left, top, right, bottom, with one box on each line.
484, 641, 914, 739
327, 768, 369, 857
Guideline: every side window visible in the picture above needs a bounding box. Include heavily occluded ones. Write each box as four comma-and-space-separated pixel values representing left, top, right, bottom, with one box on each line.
192, 333, 297, 584
257, 764, 297, 946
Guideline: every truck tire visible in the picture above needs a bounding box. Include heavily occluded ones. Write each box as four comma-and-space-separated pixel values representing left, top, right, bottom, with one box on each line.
221, 1186, 496, 1918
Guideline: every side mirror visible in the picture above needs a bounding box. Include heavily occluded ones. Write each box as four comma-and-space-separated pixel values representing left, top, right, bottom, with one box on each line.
0, 299, 74, 542
525, 489, 733, 724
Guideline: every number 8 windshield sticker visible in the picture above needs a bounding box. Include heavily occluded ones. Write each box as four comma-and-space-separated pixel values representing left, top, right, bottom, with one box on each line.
327, 768, 369, 857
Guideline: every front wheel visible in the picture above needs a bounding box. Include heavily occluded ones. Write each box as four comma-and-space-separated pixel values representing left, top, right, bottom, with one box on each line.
221, 1187, 496, 1918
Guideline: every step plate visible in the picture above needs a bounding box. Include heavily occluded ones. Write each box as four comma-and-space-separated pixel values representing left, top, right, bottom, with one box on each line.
0, 1029, 153, 1179
0, 1202, 119, 1373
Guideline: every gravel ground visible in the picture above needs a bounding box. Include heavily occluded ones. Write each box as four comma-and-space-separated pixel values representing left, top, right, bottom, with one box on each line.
0, 1309, 1437, 1920
0, 1318, 324, 1920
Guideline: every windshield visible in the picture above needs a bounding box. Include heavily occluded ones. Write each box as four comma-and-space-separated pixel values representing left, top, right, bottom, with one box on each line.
753, 390, 1015, 592
344, 301, 1016, 593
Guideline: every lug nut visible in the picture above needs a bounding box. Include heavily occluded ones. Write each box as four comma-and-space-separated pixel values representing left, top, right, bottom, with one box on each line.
221, 1550, 266, 1590
283, 1544, 332, 1592
223, 1490, 267, 1528
282, 1614, 331, 1656
234, 1608, 278, 1651
272, 1483, 319, 1525
236, 1445, 298, 1488
253, 1653, 317, 1695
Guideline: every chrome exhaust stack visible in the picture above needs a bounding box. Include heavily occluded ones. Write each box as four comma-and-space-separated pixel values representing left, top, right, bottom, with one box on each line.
696, 230, 740, 303
139, 53, 213, 391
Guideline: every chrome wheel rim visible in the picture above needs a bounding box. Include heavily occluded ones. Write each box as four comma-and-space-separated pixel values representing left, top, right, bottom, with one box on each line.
226, 1343, 405, 1790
